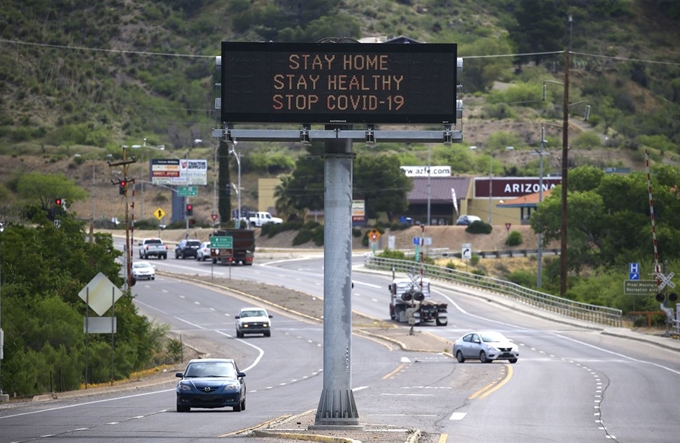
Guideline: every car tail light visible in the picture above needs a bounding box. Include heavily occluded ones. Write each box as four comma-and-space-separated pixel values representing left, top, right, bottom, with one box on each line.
145, 245, 149, 250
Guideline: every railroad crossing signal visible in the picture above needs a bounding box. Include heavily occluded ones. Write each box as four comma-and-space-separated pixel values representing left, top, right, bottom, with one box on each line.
655, 272, 675, 291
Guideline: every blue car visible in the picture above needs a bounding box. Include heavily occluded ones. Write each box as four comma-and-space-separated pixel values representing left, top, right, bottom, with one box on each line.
176, 358, 246, 412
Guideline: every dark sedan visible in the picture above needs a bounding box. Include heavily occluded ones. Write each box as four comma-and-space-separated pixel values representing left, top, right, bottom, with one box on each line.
176, 358, 246, 412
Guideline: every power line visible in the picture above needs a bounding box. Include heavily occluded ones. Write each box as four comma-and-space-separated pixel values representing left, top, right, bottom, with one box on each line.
571, 51, 680, 67
3, 38, 678, 68
462, 50, 564, 59
0, 38, 214, 58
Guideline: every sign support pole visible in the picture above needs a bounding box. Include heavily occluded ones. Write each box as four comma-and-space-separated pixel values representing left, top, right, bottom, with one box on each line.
312, 126, 361, 430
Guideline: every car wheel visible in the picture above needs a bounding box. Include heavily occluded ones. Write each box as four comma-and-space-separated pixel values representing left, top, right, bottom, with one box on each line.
456, 350, 465, 363
240, 397, 246, 411
509, 358, 518, 364
151, 276, 155, 280
236, 331, 243, 338
265, 331, 271, 337
175, 253, 179, 259
177, 405, 190, 412
436, 318, 448, 326
480, 351, 490, 363
233, 401, 242, 412
162, 254, 167, 260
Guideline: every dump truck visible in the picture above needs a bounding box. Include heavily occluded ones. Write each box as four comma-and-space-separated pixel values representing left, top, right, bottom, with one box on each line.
210, 229, 255, 266
388, 274, 448, 326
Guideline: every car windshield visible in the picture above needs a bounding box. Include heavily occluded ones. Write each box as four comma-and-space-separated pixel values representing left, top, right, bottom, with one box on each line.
133, 262, 152, 269
480, 332, 507, 343
184, 362, 236, 378
241, 310, 266, 318
187, 241, 201, 247
146, 239, 162, 244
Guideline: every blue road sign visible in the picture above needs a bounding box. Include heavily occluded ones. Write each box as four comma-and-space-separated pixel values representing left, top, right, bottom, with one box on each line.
629, 262, 640, 280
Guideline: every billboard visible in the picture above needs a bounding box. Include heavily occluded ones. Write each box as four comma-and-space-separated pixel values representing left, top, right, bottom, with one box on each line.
151, 159, 208, 186
220, 42, 457, 125
473, 177, 562, 198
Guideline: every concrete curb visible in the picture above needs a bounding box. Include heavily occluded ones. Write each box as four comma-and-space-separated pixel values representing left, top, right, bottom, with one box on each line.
252, 429, 361, 443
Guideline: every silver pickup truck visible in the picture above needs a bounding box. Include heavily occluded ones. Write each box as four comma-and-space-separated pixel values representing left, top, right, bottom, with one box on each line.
138, 238, 168, 260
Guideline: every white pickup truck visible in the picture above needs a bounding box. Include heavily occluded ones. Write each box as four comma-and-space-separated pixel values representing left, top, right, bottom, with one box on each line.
242, 211, 283, 228
138, 238, 168, 260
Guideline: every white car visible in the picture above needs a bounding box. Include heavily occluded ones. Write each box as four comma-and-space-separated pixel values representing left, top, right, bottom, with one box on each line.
131, 261, 156, 281
453, 331, 519, 364
455, 215, 482, 225
235, 307, 273, 338
196, 242, 211, 261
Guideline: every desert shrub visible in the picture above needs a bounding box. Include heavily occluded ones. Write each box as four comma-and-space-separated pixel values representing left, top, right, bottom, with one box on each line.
466, 220, 492, 234
293, 229, 313, 245
506, 230, 523, 246
445, 261, 456, 270
506, 270, 536, 288
377, 248, 406, 260
471, 268, 486, 277
470, 254, 480, 266
303, 220, 320, 230
313, 227, 324, 246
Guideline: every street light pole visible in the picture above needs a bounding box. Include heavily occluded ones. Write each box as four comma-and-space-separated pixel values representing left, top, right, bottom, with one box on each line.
230, 143, 241, 229
488, 152, 493, 224
427, 146, 431, 226
536, 126, 546, 288
213, 144, 218, 228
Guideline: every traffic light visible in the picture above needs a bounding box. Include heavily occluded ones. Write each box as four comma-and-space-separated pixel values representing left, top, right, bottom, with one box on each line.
119, 180, 127, 195
186, 204, 193, 216
54, 198, 63, 206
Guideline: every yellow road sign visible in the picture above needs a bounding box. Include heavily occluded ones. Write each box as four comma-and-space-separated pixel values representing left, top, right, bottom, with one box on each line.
369, 229, 381, 241
154, 207, 166, 220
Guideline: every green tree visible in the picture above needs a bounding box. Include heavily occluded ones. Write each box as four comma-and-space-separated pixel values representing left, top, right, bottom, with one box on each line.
353, 155, 411, 220
0, 217, 166, 396
16, 173, 88, 215
507, 0, 568, 66
459, 37, 514, 93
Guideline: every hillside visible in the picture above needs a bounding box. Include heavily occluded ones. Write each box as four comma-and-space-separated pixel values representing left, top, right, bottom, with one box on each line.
0, 0, 679, 223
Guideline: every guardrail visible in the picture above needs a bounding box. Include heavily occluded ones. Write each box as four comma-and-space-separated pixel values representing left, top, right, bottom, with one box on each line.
364, 255, 623, 327
398, 248, 561, 259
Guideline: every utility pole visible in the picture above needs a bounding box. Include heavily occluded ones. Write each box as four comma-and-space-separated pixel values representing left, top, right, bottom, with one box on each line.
560, 49, 570, 296
109, 146, 137, 291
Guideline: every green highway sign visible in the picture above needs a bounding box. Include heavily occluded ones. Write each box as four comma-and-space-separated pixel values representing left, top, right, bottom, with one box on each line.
210, 236, 233, 249
178, 186, 198, 197
624, 280, 658, 295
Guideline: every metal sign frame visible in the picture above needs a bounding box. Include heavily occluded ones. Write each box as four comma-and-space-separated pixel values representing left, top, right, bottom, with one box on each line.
220, 41, 458, 125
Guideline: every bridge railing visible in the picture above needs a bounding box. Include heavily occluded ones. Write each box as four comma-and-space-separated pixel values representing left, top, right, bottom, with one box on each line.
364, 255, 623, 327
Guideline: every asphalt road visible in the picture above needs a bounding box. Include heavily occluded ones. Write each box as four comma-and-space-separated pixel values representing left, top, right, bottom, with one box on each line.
2, 242, 679, 443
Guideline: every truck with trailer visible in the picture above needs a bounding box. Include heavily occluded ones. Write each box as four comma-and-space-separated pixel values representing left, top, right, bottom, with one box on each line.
388, 274, 448, 326
210, 229, 255, 266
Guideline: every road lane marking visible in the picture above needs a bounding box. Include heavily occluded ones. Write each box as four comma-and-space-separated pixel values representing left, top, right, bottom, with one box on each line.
468, 365, 513, 400
450, 412, 467, 420
382, 363, 406, 379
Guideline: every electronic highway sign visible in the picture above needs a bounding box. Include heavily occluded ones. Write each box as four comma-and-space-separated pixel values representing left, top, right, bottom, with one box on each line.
220, 41, 458, 125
